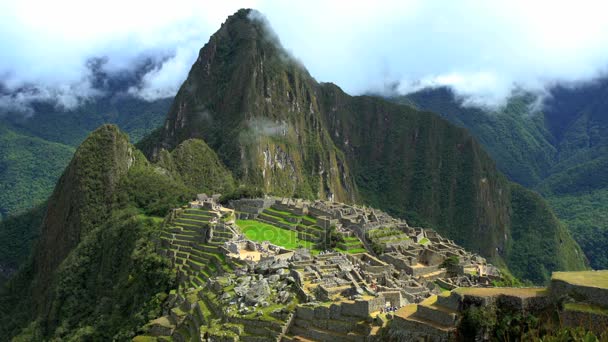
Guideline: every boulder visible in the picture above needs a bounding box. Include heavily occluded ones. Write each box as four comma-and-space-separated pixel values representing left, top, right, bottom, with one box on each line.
244, 279, 271, 305
268, 274, 281, 284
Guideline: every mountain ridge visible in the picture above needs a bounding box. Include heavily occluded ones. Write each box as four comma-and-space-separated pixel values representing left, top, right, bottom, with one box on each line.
0, 8, 596, 341
144, 8, 586, 282
397, 84, 608, 269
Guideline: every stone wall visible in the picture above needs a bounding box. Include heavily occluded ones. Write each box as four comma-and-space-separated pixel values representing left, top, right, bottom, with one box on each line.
381, 291, 407, 308
551, 279, 608, 308
229, 198, 274, 214
561, 309, 608, 335
386, 314, 453, 342
341, 297, 386, 317
380, 253, 411, 271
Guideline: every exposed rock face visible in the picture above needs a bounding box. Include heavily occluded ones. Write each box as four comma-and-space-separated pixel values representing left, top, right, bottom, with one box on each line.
244, 278, 271, 305
147, 9, 356, 202
32, 125, 134, 309
143, 8, 586, 280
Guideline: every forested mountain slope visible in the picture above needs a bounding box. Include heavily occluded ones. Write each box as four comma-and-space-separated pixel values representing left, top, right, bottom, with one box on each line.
397, 83, 608, 269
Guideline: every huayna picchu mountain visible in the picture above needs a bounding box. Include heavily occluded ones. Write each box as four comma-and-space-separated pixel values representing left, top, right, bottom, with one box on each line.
142, 9, 585, 283
0, 8, 596, 342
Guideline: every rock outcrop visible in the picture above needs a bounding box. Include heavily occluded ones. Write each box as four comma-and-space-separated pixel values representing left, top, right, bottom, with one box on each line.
143, 9, 586, 280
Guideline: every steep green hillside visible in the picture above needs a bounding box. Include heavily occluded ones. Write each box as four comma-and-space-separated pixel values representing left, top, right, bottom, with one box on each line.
318, 86, 585, 283
396, 88, 556, 187
144, 9, 585, 282
319, 85, 510, 258
0, 95, 170, 217
156, 139, 235, 194
0, 96, 171, 279
399, 85, 608, 269
547, 189, 608, 270
0, 125, 235, 340
0, 205, 45, 282
0, 124, 74, 218
507, 184, 586, 284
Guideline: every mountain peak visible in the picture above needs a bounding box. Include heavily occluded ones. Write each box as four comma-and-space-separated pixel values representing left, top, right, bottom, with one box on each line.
206, 8, 284, 59
33, 124, 134, 303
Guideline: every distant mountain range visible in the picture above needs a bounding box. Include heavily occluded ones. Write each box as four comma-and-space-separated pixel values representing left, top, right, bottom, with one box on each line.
0, 9, 595, 340
393, 82, 608, 269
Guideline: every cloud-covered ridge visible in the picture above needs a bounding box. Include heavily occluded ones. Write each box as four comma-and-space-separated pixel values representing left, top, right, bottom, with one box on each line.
1, 0, 608, 110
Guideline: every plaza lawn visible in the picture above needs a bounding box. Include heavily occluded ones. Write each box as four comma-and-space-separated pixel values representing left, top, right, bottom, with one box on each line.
236, 219, 319, 252
552, 270, 608, 289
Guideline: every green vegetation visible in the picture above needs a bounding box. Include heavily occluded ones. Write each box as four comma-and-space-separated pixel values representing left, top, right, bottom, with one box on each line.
142, 9, 357, 203
0, 125, 220, 340
548, 189, 608, 270
0, 95, 170, 217
439, 256, 459, 269
458, 300, 608, 342
0, 205, 45, 275
318, 84, 587, 283
0, 123, 74, 218
219, 185, 264, 204
3, 96, 171, 147
459, 305, 497, 340
18, 209, 174, 340
116, 157, 193, 216
0, 96, 171, 279
157, 139, 235, 195
507, 184, 586, 284
531, 327, 607, 342
399, 84, 608, 270
236, 219, 317, 251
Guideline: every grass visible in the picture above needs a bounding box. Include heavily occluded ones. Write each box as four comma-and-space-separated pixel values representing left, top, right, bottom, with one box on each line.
454, 287, 548, 298
552, 270, 608, 289
435, 281, 451, 293
265, 207, 297, 217
236, 219, 319, 252
564, 302, 608, 316
136, 214, 164, 224
259, 212, 297, 227
343, 236, 361, 242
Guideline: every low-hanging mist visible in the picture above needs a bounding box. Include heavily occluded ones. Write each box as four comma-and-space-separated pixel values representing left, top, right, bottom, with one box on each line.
1, 0, 608, 110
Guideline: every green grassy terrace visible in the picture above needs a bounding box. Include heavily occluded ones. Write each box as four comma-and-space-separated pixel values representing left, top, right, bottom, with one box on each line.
564, 302, 608, 316
552, 270, 608, 289
236, 219, 319, 253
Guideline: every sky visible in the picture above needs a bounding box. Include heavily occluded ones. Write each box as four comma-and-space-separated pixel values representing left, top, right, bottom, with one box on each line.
1, 0, 608, 110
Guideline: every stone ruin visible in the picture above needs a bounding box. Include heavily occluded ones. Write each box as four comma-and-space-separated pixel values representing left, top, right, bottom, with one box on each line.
137, 195, 505, 341
225, 197, 501, 335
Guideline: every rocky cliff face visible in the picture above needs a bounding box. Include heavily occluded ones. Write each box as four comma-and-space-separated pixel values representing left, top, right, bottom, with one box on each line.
146, 9, 356, 202
144, 9, 586, 281
317, 85, 511, 259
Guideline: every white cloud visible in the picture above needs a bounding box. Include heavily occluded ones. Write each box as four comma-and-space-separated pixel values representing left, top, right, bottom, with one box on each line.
128, 44, 200, 101
1, 0, 608, 108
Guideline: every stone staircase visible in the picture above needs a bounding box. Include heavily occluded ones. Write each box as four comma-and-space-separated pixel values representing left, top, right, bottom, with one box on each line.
392, 291, 460, 341
160, 208, 240, 290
